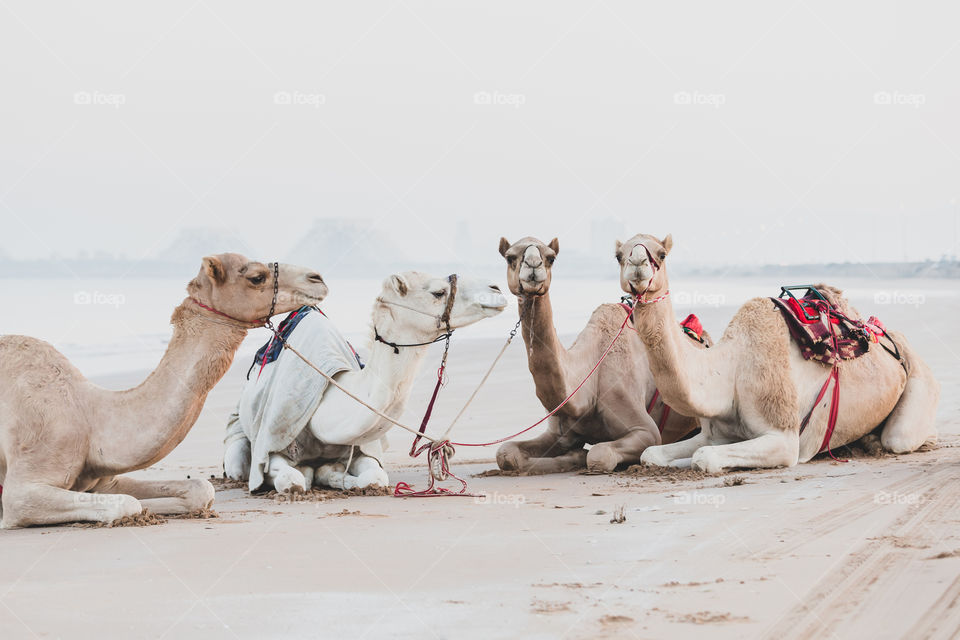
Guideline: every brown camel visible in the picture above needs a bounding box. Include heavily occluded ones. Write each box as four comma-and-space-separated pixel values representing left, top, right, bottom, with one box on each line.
616, 233, 940, 471
0, 253, 328, 528
495, 236, 710, 474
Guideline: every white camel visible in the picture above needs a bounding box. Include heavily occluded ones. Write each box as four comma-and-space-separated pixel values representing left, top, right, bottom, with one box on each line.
0, 254, 328, 528
224, 271, 507, 493
616, 233, 940, 472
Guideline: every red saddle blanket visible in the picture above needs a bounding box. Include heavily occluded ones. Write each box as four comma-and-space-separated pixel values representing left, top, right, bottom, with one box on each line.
771, 293, 887, 367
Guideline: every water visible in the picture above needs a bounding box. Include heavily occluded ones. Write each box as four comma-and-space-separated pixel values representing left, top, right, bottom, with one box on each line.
0, 275, 955, 378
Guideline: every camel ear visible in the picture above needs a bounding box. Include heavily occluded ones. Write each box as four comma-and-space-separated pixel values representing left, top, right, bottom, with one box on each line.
661, 234, 673, 256
614, 239, 624, 263
548, 238, 559, 255
498, 237, 511, 257
388, 274, 409, 296
203, 256, 227, 285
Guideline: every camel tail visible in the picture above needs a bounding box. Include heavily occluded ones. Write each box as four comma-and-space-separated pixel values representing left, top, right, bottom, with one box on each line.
880, 330, 940, 453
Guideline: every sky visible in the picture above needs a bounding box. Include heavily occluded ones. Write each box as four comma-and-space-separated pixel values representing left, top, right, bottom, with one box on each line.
1, 1, 958, 269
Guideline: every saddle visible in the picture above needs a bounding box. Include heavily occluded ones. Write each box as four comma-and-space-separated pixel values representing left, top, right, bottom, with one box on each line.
771, 285, 901, 367
771, 285, 903, 459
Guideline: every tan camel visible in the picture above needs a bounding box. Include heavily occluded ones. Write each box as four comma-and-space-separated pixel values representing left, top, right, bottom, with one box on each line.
0, 253, 328, 528
616, 233, 940, 472
495, 237, 709, 474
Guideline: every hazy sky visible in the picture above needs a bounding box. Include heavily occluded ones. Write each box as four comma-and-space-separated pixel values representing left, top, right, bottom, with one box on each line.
1, 1, 958, 268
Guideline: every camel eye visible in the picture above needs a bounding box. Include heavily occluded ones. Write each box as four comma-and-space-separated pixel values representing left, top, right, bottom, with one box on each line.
659, 253, 666, 262
507, 255, 517, 265
432, 290, 446, 299
546, 256, 555, 266
248, 274, 266, 286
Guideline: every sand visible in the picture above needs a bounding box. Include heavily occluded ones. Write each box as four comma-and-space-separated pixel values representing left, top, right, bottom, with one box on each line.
2, 292, 959, 639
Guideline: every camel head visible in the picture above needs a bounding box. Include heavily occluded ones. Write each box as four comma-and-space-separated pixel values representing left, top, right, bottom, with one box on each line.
187, 253, 328, 324
616, 233, 673, 299
498, 236, 559, 297
375, 271, 507, 342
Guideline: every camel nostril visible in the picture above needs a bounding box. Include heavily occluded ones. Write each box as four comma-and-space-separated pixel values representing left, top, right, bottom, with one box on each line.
490, 285, 502, 293
306, 273, 325, 284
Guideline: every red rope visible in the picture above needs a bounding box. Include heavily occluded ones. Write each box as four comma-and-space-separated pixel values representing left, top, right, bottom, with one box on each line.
450, 309, 634, 448
395, 306, 636, 497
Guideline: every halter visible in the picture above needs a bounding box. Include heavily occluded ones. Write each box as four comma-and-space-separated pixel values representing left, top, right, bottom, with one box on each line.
190, 261, 280, 328
632, 243, 670, 305
374, 274, 459, 354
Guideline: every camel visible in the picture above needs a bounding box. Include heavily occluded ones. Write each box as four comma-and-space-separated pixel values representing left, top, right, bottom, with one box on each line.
616, 233, 940, 472
223, 271, 507, 493
494, 237, 709, 475
0, 254, 329, 528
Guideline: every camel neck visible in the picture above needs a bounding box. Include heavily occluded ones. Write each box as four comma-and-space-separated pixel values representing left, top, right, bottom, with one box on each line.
518, 293, 573, 410
630, 287, 715, 417
94, 300, 247, 473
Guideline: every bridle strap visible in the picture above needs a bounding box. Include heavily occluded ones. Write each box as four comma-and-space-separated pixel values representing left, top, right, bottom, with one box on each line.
374, 274, 458, 354
632, 244, 668, 305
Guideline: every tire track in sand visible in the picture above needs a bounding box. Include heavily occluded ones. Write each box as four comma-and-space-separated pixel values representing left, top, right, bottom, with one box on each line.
762, 464, 960, 639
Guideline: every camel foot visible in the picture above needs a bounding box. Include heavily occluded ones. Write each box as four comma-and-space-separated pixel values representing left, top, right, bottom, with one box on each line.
691, 447, 723, 473
669, 457, 693, 469
586, 444, 620, 473
496, 443, 524, 472
273, 467, 308, 494
640, 445, 672, 467
352, 467, 389, 489
223, 439, 252, 482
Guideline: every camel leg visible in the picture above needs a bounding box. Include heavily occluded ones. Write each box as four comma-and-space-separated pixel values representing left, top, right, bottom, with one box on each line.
496, 428, 587, 475
640, 429, 713, 467
690, 431, 800, 473
879, 334, 940, 453
0, 479, 142, 529
266, 454, 308, 494
93, 476, 215, 515
223, 408, 251, 481
587, 427, 660, 473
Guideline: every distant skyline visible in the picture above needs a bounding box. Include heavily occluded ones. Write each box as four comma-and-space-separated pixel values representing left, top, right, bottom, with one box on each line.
1, 2, 958, 267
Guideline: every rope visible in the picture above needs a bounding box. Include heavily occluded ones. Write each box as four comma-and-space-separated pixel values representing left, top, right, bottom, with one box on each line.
447, 308, 634, 448
441, 316, 522, 439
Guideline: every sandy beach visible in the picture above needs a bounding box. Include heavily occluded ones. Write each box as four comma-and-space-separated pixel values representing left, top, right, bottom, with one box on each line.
2, 285, 959, 640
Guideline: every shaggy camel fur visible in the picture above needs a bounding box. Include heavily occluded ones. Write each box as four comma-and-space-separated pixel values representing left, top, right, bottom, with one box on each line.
617, 233, 940, 472
0, 254, 328, 528
495, 237, 708, 474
